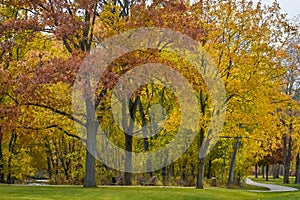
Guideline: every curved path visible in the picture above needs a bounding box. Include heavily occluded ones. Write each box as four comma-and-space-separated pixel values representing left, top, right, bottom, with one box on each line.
245, 178, 298, 192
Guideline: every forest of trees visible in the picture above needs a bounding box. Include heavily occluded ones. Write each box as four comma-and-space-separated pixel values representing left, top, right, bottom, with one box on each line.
0, 0, 299, 189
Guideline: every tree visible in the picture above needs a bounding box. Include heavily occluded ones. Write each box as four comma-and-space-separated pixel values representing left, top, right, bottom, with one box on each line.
0, 0, 297, 188
281, 16, 300, 184
193, 0, 293, 188
0, 0, 138, 187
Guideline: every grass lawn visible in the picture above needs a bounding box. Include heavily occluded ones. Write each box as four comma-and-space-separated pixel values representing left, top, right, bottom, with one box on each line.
0, 184, 300, 200
248, 175, 300, 190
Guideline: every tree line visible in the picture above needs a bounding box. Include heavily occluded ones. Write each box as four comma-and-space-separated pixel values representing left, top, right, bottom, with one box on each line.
0, 0, 299, 188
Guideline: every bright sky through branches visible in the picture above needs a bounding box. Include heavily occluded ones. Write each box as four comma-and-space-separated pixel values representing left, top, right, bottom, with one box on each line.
190, 1, 299, 18
252, 0, 299, 18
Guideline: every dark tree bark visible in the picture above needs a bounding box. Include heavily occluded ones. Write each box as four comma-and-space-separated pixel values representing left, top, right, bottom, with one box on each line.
137, 96, 151, 175
283, 126, 292, 184
7, 132, 17, 184
124, 135, 133, 185
206, 156, 212, 179
196, 88, 208, 189
262, 165, 265, 179
59, 0, 98, 187
255, 163, 258, 178
84, 149, 96, 187
283, 134, 287, 183
227, 137, 241, 188
0, 126, 4, 183
266, 164, 269, 181
196, 157, 206, 189
162, 166, 167, 186
196, 127, 206, 189
295, 154, 300, 184
124, 97, 138, 185
83, 96, 98, 187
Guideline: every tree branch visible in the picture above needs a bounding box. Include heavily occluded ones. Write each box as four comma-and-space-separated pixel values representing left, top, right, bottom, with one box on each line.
21, 124, 85, 142
24, 102, 86, 127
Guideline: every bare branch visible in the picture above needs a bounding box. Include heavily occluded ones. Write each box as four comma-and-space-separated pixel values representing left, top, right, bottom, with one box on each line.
24, 102, 86, 127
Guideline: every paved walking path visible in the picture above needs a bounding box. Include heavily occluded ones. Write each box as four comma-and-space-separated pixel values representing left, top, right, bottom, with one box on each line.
245, 178, 298, 192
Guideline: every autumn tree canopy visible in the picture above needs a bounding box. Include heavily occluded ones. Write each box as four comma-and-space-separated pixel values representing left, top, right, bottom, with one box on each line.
0, 0, 299, 188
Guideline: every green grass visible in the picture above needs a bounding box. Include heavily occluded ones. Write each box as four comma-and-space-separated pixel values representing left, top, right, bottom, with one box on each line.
239, 183, 270, 191
248, 175, 300, 190
0, 184, 300, 200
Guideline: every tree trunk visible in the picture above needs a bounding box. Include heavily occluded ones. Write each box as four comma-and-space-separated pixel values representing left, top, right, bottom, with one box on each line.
283, 134, 287, 181
84, 149, 96, 187
272, 164, 280, 179
7, 132, 17, 184
137, 96, 151, 175
196, 156, 206, 189
276, 164, 280, 178
162, 166, 167, 186
83, 97, 97, 187
0, 126, 4, 183
262, 165, 265, 179
295, 154, 300, 184
124, 134, 133, 185
196, 127, 206, 189
266, 164, 269, 181
207, 156, 212, 179
124, 97, 138, 185
182, 165, 187, 182
227, 137, 240, 188
284, 131, 292, 184
255, 163, 258, 178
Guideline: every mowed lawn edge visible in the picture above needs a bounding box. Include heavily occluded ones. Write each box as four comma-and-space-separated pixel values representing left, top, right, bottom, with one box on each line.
0, 185, 300, 200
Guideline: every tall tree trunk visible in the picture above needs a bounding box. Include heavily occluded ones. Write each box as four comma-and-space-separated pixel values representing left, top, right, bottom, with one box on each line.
284, 128, 292, 184
196, 127, 206, 189
162, 166, 167, 186
84, 150, 96, 187
83, 96, 97, 187
124, 97, 138, 185
295, 154, 300, 184
196, 87, 209, 189
0, 126, 4, 183
124, 134, 133, 185
60, 1, 98, 187
262, 165, 265, 179
276, 164, 280, 178
272, 164, 280, 179
266, 164, 269, 181
137, 96, 151, 175
196, 157, 206, 189
7, 132, 17, 184
283, 134, 287, 181
227, 137, 240, 188
287, 130, 293, 176
255, 163, 258, 178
